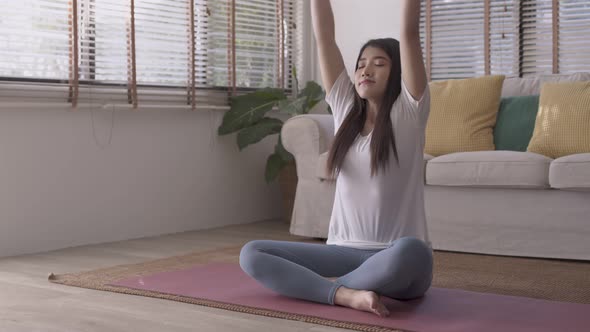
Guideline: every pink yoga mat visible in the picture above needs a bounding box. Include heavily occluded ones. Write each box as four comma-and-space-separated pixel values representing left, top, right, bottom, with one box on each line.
110, 263, 589, 332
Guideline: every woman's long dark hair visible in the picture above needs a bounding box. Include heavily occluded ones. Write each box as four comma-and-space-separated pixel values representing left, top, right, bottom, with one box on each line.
327, 38, 402, 177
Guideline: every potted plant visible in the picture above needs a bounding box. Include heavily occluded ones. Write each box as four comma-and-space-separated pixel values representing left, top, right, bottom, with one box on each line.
217, 69, 328, 222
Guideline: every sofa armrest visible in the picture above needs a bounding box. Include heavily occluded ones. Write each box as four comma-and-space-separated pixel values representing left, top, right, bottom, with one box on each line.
282, 114, 335, 155
282, 114, 335, 180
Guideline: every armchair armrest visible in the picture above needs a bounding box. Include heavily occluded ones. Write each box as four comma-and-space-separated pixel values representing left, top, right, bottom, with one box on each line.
282, 114, 335, 180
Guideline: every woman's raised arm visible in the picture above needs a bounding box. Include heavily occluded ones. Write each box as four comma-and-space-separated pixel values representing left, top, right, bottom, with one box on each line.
399, 0, 428, 100
311, 0, 346, 95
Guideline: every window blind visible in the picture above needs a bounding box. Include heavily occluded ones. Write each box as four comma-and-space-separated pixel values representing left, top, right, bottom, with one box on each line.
429, 0, 486, 80
419, 0, 430, 81
0, 0, 302, 110
290, 1, 305, 92
133, 0, 189, 108
558, 0, 590, 73
235, 0, 283, 89
76, 0, 134, 106
209, 0, 301, 90
421, 0, 590, 80
0, 0, 71, 103
521, 0, 554, 76
490, 1, 518, 76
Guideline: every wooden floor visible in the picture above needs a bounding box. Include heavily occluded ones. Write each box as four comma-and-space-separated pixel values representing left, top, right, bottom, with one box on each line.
0, 220, 352, 332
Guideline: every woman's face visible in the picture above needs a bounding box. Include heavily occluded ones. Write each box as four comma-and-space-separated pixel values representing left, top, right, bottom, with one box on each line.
354, 46, 391, 101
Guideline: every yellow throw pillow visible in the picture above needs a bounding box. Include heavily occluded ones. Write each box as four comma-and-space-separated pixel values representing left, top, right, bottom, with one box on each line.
527, 81, 590, 158
425, 75, 505, 156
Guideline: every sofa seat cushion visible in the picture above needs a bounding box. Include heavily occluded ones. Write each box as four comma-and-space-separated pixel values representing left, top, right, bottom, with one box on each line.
426, 151, 552, 188
549, 153, 590, 191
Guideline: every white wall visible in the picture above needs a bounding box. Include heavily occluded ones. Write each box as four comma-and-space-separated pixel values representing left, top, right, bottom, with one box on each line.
313, 0, 403, 82
0, 0, 403, 258
0, 106, 284, 257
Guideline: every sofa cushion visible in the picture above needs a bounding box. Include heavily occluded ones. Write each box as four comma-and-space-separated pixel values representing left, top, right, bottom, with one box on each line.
501, 73, 590, 98
425, 75, 505, 157
501, 76, 541, 97
494, 95, 540, 151
426, 151, 552, 188
541, 72, 590, 84
549, 153, 590, 191
527, 81, 590, 158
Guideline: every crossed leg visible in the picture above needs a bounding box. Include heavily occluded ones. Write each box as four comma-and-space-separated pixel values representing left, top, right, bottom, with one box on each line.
239, 237, 433, 316
333, 237, 433, 316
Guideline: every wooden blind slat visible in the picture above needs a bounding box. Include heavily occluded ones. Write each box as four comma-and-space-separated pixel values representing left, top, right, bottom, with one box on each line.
128, 0, 138, 108
68, 0, 79, 108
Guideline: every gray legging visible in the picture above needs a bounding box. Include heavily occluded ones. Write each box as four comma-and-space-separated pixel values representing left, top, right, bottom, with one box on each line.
239, 236, 433, 305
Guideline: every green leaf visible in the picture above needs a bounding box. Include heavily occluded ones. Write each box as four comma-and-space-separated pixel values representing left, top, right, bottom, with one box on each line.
277, 96, 308, 115
299, 81, 325, 114
292, 66, 299, 96
298, 81, 324, 101
277, 81, 325, 115
305, 99, 322, 114
236, 118, 283, 151
265, 152, 288, 183
218, 88, 286, 135
275, 136, 294, 162
265, 137, 294, 183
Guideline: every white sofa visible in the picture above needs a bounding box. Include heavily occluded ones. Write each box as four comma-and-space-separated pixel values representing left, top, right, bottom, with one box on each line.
281, 73, 590, 261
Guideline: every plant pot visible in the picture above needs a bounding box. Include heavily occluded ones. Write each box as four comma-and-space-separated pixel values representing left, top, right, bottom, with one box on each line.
278, 160, 298, 224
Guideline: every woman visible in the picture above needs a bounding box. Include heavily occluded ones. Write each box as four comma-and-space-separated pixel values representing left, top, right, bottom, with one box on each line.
239, 0, 432, 318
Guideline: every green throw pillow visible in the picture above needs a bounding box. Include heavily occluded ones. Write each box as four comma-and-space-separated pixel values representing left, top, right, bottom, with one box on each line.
494, 95, 540, 151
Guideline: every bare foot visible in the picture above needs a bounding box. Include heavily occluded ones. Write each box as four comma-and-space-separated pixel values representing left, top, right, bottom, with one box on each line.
334, 286, 390, 317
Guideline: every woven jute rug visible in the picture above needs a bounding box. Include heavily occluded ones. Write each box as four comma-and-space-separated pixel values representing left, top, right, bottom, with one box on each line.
48, 244, 590, 332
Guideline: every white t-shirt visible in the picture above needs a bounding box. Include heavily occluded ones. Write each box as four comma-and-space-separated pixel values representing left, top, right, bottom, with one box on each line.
325, 70, 431, 250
